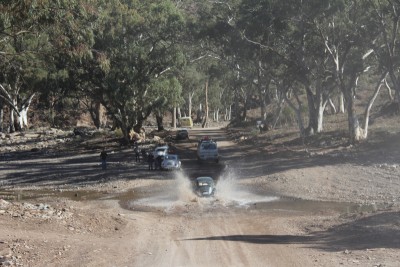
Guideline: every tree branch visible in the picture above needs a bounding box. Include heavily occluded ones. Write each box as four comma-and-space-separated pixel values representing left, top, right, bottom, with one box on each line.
0, 84, 21, 115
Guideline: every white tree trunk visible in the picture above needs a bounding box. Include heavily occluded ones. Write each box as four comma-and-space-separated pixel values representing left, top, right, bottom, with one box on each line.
361, 73, 387, 139
172, 107, 177, 129
384, 79, 394, 101
18, 109, 28, 129
177, 107, 182, 119
188, 92, 194, 118
338, 93, 345, 113
16, 93, 35, 130
0, 103, 3, 132
0, 84, 34, 132
202, 80, 209, 128
9, 105, 15, 132
317, 102, 327, 133
328, 98, 337, 114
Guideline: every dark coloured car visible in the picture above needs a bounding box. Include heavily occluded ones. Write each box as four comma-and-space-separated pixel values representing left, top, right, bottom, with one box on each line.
176, 128, 189, 140
193, 176, 216, 197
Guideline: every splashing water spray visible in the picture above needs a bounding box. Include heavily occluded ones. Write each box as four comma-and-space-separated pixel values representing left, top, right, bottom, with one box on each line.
215, 166, 279, 207
131, 166, 278, 212
174, 170, 197, 203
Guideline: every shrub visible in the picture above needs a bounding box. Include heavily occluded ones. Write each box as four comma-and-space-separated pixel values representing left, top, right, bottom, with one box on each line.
114, 128, 124, 138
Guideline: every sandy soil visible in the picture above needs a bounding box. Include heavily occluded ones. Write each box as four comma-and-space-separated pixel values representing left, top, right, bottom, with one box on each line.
0, 126, 400, 267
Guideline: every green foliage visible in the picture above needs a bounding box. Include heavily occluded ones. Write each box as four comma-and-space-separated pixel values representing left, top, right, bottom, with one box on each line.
114, 128, 124, 138
281, 106, 296, 126
72, 0, 188, 137
149, 76, 183, 119
1, 0, 398, 143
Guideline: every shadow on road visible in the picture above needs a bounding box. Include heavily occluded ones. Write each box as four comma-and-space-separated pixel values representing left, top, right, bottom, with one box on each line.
183, 211, 400, 251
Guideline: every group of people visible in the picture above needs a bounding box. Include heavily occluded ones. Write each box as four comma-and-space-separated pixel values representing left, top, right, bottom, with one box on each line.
99, 143, 175, 171
146, 153, 164, 170
134, 147, 147, 163
135, 144, 166, 170
133, 146, 163, 170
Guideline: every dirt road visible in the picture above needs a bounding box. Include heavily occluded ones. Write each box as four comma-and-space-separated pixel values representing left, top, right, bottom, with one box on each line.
1, 127, 400, 266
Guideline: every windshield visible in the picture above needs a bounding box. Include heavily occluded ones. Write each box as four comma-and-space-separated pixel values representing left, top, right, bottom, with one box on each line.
165, 155, 177, 160
201, 143, 217, 150
197, 181, 210, 187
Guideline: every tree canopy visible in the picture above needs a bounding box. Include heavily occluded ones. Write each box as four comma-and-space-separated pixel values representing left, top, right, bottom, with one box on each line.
1, 0, 399, 143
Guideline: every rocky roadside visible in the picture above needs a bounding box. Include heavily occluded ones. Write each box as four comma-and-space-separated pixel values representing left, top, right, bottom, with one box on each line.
0, 199, 74, 266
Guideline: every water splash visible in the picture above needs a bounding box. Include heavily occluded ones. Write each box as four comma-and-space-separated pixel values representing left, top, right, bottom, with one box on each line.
215, 168, 279, 207
130, 168, 278, 211
130, 171, 204, 212
174, 170, 197, 203
164, 171, 216, 212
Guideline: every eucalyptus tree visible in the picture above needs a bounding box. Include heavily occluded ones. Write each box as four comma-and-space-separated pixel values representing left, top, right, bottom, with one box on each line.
179, 0, 251, 123
368, 0, 400, 108
88, 0, 186, 139
151, 76, 183, 131
286, 1, 339, 135
191, 62, 233, 124
237, 0, 341, 135
181, 0, 271, 124
0, 0, 97, 131
314, 0, 380, 142
39, 1, 98, 128
236, 0, 285, 122
208, 63, 235, 122
0, 1, 47, 132
178, 64, 206, 118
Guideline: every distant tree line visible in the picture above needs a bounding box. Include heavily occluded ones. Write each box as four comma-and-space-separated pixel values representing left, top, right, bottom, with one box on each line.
1, 0, 399, 143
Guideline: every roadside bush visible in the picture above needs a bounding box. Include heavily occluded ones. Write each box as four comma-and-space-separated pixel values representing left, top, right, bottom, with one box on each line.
280, 106, 296, 126
114, 128, 124, 138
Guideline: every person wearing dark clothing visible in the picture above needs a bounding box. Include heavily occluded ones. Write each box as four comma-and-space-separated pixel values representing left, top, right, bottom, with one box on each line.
147, 154, 155, 170
134, 148, 140, 162
100, 149, 108, 170
156, 155, 163, 170
141, 149, 147, 159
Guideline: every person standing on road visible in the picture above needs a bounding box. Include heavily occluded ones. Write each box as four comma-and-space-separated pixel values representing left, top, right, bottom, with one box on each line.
134, 147, 140, 162
100, 149, 108, 170
148, 153, 155, 170
141, 149, 147, 160
155, 155, 163, 170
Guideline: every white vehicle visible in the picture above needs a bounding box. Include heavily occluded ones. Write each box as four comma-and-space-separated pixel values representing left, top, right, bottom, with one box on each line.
152, 145, 169, 158
161, 154, 181, 170
197, 138, 219, 163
